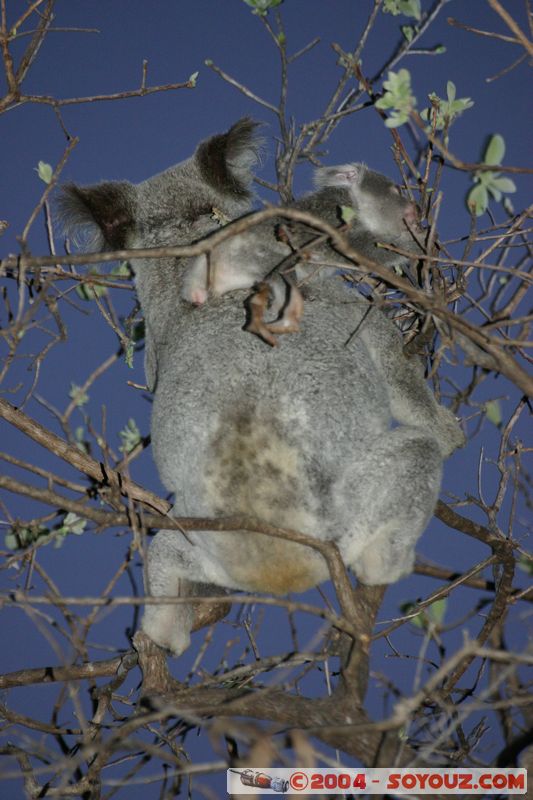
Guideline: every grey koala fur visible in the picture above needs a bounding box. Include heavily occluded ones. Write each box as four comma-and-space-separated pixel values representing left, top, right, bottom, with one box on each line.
181, 162, 422, 344
59, 118, 464, 657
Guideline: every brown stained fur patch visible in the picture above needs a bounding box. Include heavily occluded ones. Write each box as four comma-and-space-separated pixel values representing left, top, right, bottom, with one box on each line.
204, 408, 325, 593
222, 533, 325, 594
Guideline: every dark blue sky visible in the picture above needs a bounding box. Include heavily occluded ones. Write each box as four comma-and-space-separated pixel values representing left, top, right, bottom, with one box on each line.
1, 2, 531, 798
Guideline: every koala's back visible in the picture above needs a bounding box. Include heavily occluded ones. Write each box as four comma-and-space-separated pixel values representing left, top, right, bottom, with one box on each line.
151, 292, 391, 569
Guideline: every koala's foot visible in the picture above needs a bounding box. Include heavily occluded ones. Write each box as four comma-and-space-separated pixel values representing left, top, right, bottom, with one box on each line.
245, 281, 304, 347
191, 596, 232, 632
190, 287, 208, 305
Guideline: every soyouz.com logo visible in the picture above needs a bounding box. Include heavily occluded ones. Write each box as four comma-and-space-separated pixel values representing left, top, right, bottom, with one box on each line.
227, 767, 527, 794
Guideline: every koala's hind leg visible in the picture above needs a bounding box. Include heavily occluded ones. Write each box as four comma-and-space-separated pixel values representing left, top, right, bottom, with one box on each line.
245, 278, 304, 346
181, 255, 209, 306
341, 427, 443, 585
141, 529, 223, 656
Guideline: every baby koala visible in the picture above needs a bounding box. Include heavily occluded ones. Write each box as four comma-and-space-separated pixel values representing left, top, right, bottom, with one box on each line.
181, 163, 421, 345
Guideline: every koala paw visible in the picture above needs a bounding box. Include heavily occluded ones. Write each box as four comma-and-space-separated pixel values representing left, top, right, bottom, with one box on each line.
190, 287, 208, 306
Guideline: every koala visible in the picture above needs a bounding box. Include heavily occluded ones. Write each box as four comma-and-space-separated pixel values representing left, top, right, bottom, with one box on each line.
59, 117, 262, 393
59, 119, 464, 657
181, 163, 422, 345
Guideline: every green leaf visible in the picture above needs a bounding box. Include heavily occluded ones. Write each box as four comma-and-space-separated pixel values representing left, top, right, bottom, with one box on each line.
5, 532, 19, 550
399, 601, 425, 629
407, 0, 421, 19
119, 418, 141, 454
485, 399, 502, 427
490, 176, 516, 194
488, 184, 502, 202
69, 383, 89, 407
503, 196, 515, 215
383, 0, 421, 19
36, 161, 53, 184
467, 151, 516, 217
124, 338, 135, 369
446, 81, 456, 103
188, 71, 199, 87
74, 426, 89, 453
400, 599, 446, 631
385, 115, 407, 128
56, 512, 87, 537
467, 184, 488, 216
243, 0, 283, 16
111, 262, 131, 277
428, 598, 447, 625
76, 271, 108, 301
340, 206, 357, 224
65, 512, 86, 535
401, 25, 414, 41
484, 134, 505, 166
421, 83, 473, 131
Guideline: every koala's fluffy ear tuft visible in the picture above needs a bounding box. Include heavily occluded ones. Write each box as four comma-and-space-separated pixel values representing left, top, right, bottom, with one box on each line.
57, 181, 137, 251
195, 117, 262, 199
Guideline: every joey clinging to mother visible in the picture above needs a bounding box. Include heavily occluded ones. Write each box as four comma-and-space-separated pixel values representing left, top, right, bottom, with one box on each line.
181, 161, 423, 346
59, 119, 464, 658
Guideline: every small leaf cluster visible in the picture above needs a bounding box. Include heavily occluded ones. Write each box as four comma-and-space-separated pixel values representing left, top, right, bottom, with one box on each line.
5, 523, 49, 550
421, 81, 474, 132
76, 270, 107, 301
467, 135, 516, 217
383, 0, 421, 20
400, 598, 447, 631
242, 0, 283, 16
69, 382, 89, 408
55, 512, 87, 538
375, 69, 416, 128
76, 262, 129, 302
119, 418, 142, 454
5, 513, 87, 551
123, 319, 145, 369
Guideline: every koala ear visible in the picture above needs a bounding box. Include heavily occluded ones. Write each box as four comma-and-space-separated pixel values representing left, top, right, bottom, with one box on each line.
195, 117, 262, 198
57, 181, 137, 251
313, 163, 365, 190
